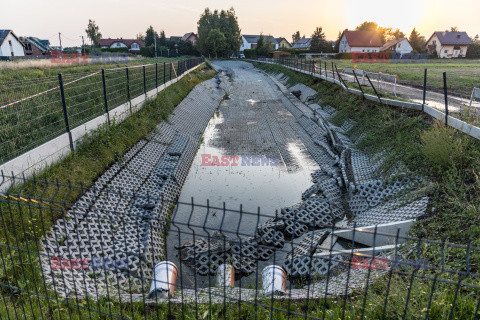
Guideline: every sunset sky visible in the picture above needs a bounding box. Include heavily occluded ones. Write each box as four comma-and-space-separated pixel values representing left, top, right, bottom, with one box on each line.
2, 0, 479, 46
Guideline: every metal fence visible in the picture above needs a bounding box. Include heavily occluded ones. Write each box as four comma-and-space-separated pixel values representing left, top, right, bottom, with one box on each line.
251, 57, 480, 127
0, 57, 204, 165
0, 174, 478, 319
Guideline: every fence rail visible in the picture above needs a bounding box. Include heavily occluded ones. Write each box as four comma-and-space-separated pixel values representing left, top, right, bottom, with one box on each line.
0, 174, 478, 319
0, 57, 204, 165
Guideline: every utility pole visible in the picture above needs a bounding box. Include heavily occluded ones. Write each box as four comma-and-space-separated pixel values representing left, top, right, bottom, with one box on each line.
154, 34, 157, 58
58, 32, 63, 59
81, 36, 85, 54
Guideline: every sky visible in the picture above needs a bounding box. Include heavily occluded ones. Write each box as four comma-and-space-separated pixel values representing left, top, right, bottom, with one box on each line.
2, 0, 479, 47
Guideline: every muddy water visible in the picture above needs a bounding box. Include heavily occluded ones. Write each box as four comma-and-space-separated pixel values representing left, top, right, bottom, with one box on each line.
165, 64, 319, 289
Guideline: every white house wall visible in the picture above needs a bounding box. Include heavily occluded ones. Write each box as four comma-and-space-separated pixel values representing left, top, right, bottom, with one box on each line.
395, 39, 413, 54
0, 33, 25, 57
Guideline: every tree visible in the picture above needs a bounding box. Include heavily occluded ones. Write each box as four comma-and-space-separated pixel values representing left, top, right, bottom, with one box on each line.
333, 31, 343, 52
356, 21, 378, 32
197, 7, 241, 57
310, 27, 327, 52
145, 26, 158, 47
409, 28, 426, 53
85, 19, 102, 46
159, 30, 167, 46
392, 29, 406, 39
206, 29, 226, 58
136, 33, 145, 41
451, 26, 459, 32
292, 31, 301, 44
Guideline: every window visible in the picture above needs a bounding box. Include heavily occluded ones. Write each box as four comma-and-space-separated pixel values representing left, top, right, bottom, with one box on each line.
444, 50, 448, 54
8, 40, 12, 46
433, 40, 436, 45
398, 43, 401, 48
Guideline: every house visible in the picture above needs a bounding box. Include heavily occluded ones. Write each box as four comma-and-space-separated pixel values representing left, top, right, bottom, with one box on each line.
275, 38, 291, 49
292, 38, 312, 50
240, 35, 279, 52
21, 37, 50, 56
338, 30, 383, 53
181, 32, 197, 45
0, 30, 25, 57
98, 38, 145, 53
426, 31, 472, 58
169, 36, 182, 42
381, 38, 413, 55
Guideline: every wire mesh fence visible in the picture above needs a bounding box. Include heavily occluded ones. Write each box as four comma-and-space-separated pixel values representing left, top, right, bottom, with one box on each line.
0, 57, 204, 165
0, 174, 478, 319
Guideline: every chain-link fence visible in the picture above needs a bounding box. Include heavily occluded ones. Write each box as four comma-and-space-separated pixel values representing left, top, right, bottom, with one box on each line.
0, 57, 204, 165
0, 174, 478, 319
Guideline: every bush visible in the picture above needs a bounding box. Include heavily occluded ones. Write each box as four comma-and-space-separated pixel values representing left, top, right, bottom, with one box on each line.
243, 49, 257, 59
421, 121, 465, 172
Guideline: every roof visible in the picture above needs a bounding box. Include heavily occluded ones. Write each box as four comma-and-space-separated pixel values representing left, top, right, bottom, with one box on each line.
242, 35, 278, 44
275, 37, 291, 46
292, 38, 312, 49
98, 38, 145, 48
428, 31, 472, 45
381, 37, 410, 51
0, 30, 24, 47
342, 30, 383, 47
182, 32, 197, 41
170, 36, 182, 41
22, 37, 50, 52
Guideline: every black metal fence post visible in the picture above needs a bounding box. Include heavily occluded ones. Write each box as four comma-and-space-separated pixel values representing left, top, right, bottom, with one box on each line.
324, 62, 327, 78
366, 74, 382, 104
443, 72, 448, 126
155, 63, 158, 88
170, 63, 172, 81
335, 65, 348, 89
58, 73, 74, 152
143, 66, 147, 95
101, 69, 110, 125
126, 67, 132, 114
163, 62, 166, 85
332, 62, 335, 81
423, 69, 427, 112
353, 70, 365, 97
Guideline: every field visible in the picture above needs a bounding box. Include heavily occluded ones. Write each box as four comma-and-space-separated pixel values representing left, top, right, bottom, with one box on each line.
326, 58, 480, 98
0, 56, 187, 82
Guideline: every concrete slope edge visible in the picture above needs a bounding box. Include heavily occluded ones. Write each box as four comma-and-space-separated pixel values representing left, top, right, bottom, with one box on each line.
0, 63, 204, 192
249, 59, 480, 142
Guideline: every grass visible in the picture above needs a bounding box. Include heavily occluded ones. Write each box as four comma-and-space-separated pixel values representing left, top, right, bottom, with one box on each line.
1, 60, 479, 319
0, 56, 189, 82
252, 61, 480, 318
323, 58, 480, 98
0, 56, 195, 164
0, 64, 216, 319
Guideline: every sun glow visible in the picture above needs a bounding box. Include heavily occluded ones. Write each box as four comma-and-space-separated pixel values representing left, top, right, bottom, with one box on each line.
346, 0, 426, 33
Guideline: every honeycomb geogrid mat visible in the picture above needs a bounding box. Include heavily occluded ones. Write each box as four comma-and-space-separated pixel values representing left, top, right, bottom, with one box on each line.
40, 61, 429, 303
41, 74, 228, 298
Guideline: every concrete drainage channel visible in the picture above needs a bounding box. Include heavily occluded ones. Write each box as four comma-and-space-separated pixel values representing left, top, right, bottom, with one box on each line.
41, 61, 429, 303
